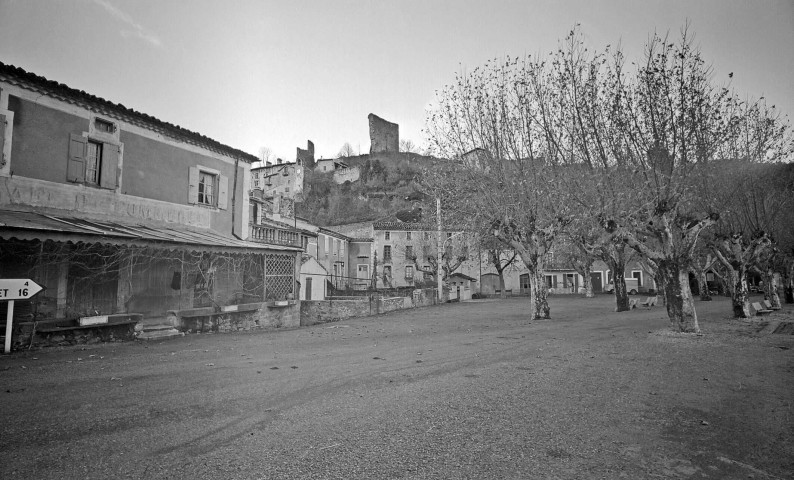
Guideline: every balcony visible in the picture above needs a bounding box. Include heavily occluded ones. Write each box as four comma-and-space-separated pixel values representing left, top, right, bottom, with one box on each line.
249, 223, 300, 247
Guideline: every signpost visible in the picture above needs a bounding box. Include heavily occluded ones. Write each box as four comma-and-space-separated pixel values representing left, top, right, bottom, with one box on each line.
1, 279, 43, 354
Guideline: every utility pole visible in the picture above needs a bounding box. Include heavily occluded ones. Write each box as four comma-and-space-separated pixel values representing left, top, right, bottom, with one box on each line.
437, 197, 443, 302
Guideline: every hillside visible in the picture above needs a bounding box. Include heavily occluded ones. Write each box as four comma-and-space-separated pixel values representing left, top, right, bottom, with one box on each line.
296, 152, 440, 227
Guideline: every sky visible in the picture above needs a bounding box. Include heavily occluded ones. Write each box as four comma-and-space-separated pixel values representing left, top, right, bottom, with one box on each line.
1, 0, 792, 163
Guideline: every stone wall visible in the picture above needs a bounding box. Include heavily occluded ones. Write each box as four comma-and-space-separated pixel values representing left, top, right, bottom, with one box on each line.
172, 302, 300, 333
368, 113, 399, 154
333, 165, 361, 184
300, 288, 436, 325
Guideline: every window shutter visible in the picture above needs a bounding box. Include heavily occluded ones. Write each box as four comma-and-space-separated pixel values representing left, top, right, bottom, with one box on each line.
188, 166, 199, 204
218, 174, 229, 209
0, 114, 5, 166
67, 134, 86, 182
553, 276, 558, 288
99, 143, 119, 189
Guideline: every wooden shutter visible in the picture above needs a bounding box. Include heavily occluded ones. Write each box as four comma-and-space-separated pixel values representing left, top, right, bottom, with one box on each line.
187, 166, 199, 204
217, 174, 229, 209
67, 134, 86, 182
0, 114, 5, 166
99, 143, 119, 189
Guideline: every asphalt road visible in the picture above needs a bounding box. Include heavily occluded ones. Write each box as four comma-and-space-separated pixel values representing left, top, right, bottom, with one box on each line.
2, 296, 792, 479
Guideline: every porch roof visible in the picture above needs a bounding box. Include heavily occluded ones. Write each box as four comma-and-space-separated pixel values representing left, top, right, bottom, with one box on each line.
0, 209, 300, 254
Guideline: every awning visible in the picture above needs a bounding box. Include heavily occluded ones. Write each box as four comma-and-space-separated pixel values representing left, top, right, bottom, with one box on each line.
0, 209, 301, 254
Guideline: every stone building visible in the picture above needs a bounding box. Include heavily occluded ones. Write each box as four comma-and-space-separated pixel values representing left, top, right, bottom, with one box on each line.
368, 113, 399, 154
0, 62, 302, 348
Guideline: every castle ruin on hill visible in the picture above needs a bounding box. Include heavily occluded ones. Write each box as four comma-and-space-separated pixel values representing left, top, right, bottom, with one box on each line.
368, 113, 399, 154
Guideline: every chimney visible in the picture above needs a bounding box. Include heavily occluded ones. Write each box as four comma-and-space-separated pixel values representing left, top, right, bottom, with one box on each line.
277, 158, 283, 164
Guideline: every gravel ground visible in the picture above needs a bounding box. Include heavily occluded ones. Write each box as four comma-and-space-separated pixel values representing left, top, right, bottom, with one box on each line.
1, 295, 792, 479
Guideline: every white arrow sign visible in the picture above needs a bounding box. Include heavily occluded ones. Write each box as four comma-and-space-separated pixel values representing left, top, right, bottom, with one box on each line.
0, 279, 43, 301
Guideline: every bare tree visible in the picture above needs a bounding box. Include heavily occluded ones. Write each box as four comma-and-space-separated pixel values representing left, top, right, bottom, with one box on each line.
424, 54, 567, 320
337, 142, 355, 158
400, 139, 419, 154
402, 233, 470, 286
258, 146, 275, 166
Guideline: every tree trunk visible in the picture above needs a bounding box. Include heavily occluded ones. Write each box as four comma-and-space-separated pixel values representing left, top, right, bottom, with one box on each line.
529, 269, 550, 319
698, 269, 711, 301
763, 269, 781, 309
582, 268, 594, 298
611, 265, 630, 312
659, 261, 700, 333
498, 271, 506, 299
728, 267, 752, 318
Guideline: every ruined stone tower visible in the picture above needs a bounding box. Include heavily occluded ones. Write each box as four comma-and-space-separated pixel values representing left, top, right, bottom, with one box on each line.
368, 113, 399, 154
296, 140, 315, 168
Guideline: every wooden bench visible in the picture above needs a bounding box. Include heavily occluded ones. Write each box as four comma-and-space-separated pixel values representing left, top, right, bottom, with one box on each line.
751, 302, 773, 316
641, 296, 658, 308
763, 300, 781, 311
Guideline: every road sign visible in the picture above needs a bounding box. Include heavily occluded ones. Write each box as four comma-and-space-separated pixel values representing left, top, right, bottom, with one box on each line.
1, 279, 44, 353
0, 279, 43, 301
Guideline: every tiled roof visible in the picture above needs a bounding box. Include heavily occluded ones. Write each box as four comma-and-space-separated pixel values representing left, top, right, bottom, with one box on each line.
0, 209, 300, 253
0, 62, 258, 163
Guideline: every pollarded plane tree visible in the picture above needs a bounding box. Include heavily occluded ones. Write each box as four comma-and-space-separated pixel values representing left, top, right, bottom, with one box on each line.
480, 235, 520, 298
401, 229, 471, 287
424, 56, 567, 320
708, 101, 793, 315
607, 27, 745, 333
523, 28, 644, 312
745, 163, 794, 308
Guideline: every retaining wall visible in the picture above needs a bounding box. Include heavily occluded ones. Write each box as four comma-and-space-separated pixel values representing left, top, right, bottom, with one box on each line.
300, 288, 436, 326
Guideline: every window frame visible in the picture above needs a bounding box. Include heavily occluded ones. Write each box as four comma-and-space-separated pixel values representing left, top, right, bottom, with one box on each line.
198, 170, 218, 207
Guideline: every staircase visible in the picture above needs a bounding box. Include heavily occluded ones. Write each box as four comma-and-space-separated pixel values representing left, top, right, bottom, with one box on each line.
136, 317, 183, 340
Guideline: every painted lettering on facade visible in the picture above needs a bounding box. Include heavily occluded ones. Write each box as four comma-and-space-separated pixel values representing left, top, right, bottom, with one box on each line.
1, 177, 210, 228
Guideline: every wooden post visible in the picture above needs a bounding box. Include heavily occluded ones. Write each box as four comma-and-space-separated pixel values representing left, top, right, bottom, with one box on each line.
4, 300, 14, 354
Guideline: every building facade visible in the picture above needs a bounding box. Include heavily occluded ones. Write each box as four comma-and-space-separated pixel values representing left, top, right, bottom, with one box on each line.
0, 63, 302, 341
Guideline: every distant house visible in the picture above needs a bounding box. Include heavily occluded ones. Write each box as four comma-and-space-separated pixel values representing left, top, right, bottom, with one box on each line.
251, 160, 303, 198
299, 255, 327, 301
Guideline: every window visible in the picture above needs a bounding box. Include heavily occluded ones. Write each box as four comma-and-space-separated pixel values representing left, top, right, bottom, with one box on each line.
94, 118, 115, 134
405, 265, 414, 280
340, 241, 345, 257
424, 266, 432, 280
383, 245, 392, 261
424, 232, 431, 240
383, 265, 392, 282
632, 271, 643, 286
384, 231, 391, 241
85, 141, 102, 185
333, 238, 338, 256
406, 231, 412, 240
545, 275, 558, 289
285, 186, 290, 192
254, 180, 259, 187
325, 235, 330, 253
198, 171, 216, 206
188, 166, 228, 209
67, 134, 118, 188
405, 245, 413, 260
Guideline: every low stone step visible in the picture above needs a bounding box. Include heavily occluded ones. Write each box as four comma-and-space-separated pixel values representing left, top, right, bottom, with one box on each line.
137, 327, 183, 340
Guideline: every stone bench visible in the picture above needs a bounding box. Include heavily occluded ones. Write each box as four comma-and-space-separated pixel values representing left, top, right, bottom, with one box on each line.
18, 313, 143, 348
